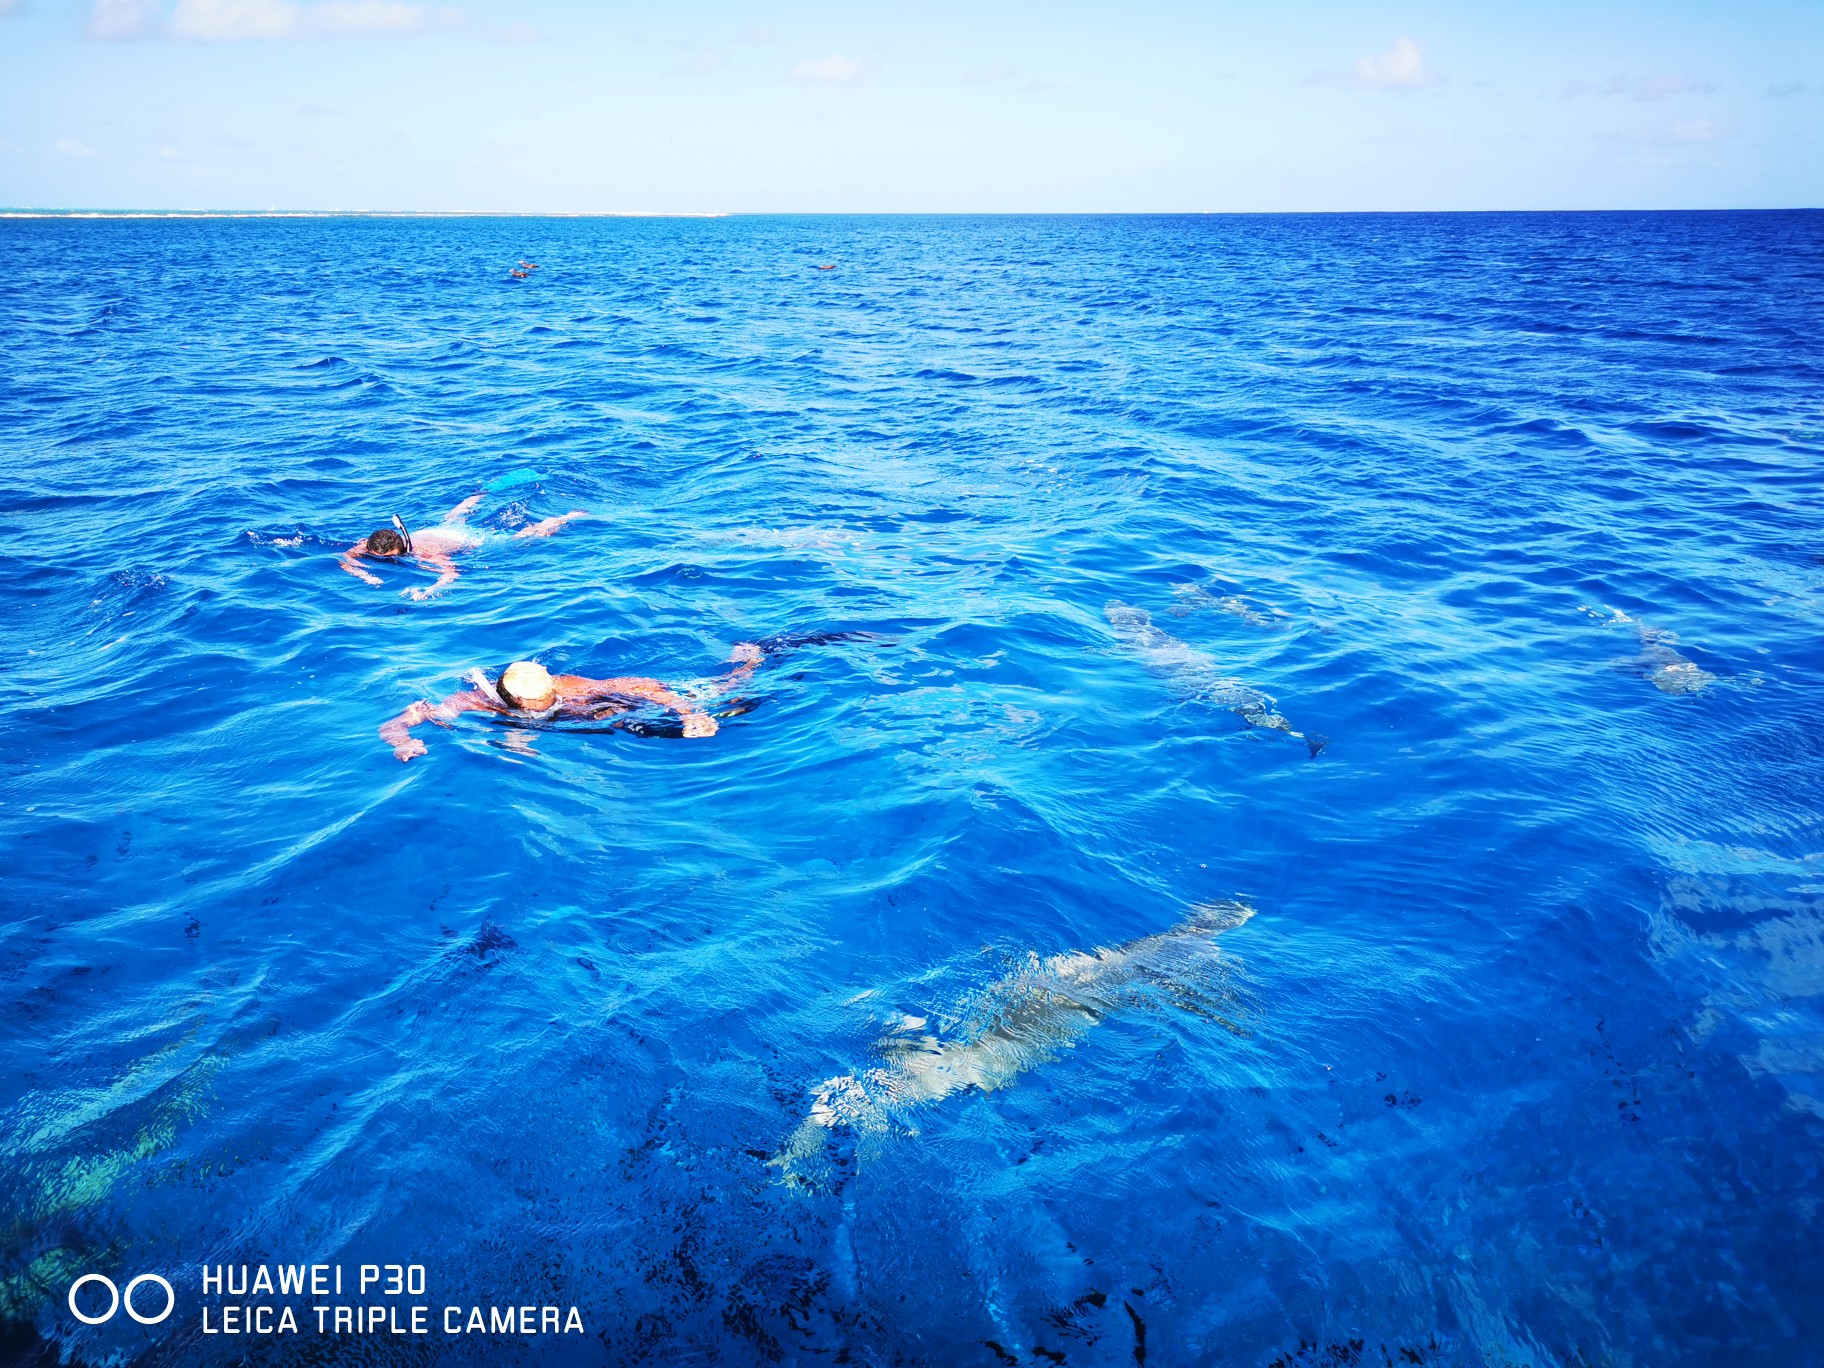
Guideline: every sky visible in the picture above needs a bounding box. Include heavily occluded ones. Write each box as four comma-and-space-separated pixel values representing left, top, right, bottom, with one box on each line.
1, 0, 1819, 211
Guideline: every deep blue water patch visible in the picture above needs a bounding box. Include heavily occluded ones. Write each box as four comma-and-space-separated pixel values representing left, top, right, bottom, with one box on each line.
2, 212, 1822, 1366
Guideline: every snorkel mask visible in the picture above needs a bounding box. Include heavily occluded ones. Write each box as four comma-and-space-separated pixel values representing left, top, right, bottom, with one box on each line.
390, 514, 414, 555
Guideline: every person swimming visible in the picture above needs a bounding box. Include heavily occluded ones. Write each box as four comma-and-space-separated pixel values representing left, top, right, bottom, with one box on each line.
380, 651, 753, 761
339, 493, 587, 600
379, 630, 877, 761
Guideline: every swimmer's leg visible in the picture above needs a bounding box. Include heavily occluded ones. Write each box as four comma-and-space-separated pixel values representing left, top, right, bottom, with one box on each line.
750, 629, 882, 658
703, 630, 878, 698
512, 511, 589, 540
445, 493, 484, 523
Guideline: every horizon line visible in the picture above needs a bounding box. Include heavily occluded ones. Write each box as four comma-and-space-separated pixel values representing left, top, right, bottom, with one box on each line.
3, 207, 1822, 220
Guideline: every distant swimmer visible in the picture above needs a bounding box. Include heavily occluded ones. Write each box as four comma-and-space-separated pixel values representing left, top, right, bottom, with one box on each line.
815, 264, 837, 270
518, 260, 539, 271
339, 493, 587, 600
509, 268, 530, 279
379, 629, 876, 761
1104, 601, 1325, 755
771, 900, 1255, 1188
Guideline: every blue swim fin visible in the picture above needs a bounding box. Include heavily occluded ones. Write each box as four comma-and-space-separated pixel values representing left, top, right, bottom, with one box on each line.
484, 467, 544, 493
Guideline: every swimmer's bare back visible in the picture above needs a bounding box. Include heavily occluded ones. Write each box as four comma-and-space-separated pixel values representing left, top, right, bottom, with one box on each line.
338, 494, 588, 600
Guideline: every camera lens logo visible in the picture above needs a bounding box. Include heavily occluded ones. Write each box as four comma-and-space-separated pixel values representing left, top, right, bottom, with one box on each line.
68, 1274, 175, 1326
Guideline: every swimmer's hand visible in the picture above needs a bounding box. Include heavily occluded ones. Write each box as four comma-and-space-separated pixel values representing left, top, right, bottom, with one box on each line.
339, 553, 383, 587
682, 715, 718, 739
729, 643, 764, 665
393, 737, 427, 762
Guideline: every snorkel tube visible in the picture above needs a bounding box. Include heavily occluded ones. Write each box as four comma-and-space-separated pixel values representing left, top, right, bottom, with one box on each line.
390, 514, 413, 555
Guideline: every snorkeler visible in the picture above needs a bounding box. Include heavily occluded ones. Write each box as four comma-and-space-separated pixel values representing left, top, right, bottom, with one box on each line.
339, 493, 587, 600
379, 631, 876, 761
381, 647, 763, 761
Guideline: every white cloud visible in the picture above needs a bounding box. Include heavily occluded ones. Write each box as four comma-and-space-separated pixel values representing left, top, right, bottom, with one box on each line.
309, 1, 431, 35
1565, 73, 1715, 101
87, 0, 161, 39
1602, 118, 1741, 147
1349, 37, 1436, 91
790, 54, 866, 86
89, 0, 446, 39
1306, 37, 1439, 92
54, 138, 98, 156
171, 0, 296, 39
1667, 119, 1737, 142
675, 46, 725, 77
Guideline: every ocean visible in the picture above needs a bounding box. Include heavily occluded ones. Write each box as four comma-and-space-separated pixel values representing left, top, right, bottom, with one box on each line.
3, 211, 1821, 1366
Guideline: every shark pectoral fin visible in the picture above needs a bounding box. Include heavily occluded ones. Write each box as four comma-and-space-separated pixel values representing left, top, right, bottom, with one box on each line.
1160, 982, 1249, 1035
769, 1118, 837, 1192
1304, 732, 1329, 758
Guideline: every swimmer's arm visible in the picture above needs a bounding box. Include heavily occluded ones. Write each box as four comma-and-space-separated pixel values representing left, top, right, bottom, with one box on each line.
339, 545, 383, 587
408, 551, 461, 601
444, 493, 484, 524
379, 690, 494, 762
512, 510, 590, 540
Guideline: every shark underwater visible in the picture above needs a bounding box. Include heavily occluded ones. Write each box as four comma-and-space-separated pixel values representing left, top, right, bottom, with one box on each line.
771, 900, 1255, 1187
1168, 580, 1288, 629
1104, 601, 1326, 755
1587, 606, 1717, 695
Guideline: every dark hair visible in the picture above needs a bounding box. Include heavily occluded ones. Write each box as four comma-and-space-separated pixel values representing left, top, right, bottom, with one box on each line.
366, 528, 408, 556
495, 674, 520, 708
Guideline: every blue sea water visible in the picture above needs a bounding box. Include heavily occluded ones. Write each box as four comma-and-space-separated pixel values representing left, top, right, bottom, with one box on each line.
2, 211, 1823, 1367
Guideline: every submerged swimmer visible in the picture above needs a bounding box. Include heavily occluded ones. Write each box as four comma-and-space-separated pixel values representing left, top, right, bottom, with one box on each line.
339, 493, 586, 600
772, 900, 1255, 1187
379, 630, 874, 761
